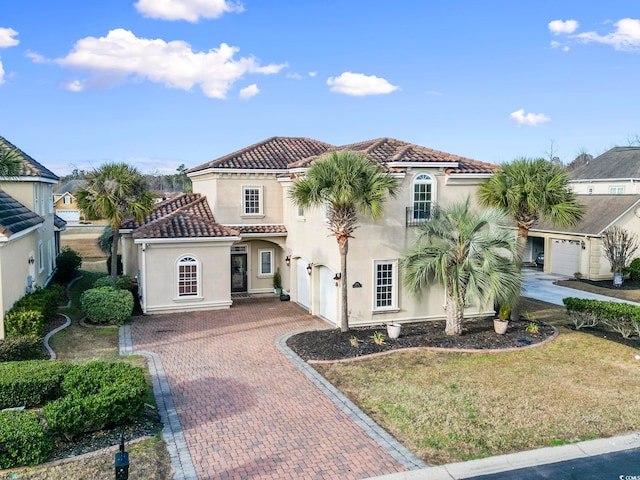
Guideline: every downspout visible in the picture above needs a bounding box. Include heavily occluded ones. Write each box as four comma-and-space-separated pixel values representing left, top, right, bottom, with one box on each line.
141, 244, 148, 314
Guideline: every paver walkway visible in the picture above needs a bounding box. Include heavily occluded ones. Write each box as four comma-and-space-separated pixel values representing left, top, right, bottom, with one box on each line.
130, 297, 409, 479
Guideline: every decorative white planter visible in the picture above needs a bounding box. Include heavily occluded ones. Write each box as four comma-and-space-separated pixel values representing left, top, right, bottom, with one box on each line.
493, 319, 509, 335
387, 323, 401, 339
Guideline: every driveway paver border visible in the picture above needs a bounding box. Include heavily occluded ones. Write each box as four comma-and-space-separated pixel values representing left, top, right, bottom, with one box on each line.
275, 330, 428, 471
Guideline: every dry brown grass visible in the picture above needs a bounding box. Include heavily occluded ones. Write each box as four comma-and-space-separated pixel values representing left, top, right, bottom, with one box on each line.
314, 300, 640, 465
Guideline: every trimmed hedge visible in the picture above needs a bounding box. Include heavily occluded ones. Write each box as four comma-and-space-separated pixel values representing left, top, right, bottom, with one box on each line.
54, 247, 82, 282
93, 275, 134, 290
44, 361, 146, 437
622, 257, 640, 282
0, 410, 52, 468
8, 286, 61, 331
563, 297, 640, 338
80, 286, 134, 325
0, 336, 47, 362
0, 360, 72, 409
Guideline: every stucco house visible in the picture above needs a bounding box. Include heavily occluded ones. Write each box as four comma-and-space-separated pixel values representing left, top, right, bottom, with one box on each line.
569, 146, 640, 195
121, 136, 497, 326
0, 136, 64, 337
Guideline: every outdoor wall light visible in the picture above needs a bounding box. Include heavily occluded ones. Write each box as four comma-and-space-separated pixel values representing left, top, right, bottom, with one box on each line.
581, 241, 586, 250
306, 263, 313, 275
27, 256, 35, 264
333, 272, 342, 286
285, 255, 291, 266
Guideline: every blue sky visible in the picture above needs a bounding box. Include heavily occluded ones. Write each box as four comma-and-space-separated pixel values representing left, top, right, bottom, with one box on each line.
1, 0, 639, 177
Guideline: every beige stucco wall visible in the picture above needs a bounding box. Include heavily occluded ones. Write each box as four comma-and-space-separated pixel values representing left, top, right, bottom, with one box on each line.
570, 180, 640, 195
191, 172, 284, 225
280, 169, 492, 327
137, 240, 235, 314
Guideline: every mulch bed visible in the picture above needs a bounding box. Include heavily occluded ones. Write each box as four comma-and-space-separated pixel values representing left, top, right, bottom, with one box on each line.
287, 317, 556, 361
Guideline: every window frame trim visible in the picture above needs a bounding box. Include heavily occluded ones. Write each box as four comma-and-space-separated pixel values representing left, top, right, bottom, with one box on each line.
242, 185, 264, 217
176, 255, 201, 298
372, 259, 398, 312
258, 249, 274, 277
412, 173, 435, 219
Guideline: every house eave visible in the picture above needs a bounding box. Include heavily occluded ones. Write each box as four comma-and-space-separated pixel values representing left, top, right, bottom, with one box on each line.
189, 168, 288, 178
134, 236, 241, 244
387, 161, 459, 168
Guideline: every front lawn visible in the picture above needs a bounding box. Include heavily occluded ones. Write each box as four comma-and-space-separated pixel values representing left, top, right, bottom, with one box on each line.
313, 298, 640, 465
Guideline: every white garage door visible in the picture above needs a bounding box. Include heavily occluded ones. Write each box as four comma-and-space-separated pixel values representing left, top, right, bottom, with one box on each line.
319, 266, 338, 325
57, 209, 80, 222
296, 259, 310, 310
550, 239, 580, 277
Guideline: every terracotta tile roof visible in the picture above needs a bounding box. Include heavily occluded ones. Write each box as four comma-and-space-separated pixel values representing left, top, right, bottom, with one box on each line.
231, 225, 287, 235
188, 137, 333, 173
531, 194, 640, 236
0, 190, 43, 238
131, 194, 239, 239
0, 136, 59, 180
121, 193, 203, 229
288, 137, 496, 174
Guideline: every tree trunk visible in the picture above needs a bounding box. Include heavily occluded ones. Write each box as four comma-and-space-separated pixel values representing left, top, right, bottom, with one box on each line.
511, 227, 529, 321
445, 294, 463, 336
338, 237, 349, 332
110, 229, 120, 288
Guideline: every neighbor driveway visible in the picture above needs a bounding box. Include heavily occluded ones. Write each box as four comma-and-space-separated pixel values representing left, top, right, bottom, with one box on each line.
129, 298, 415, 480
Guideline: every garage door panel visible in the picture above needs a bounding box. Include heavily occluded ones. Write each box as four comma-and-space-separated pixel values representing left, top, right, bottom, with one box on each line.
550, 239, 580, 276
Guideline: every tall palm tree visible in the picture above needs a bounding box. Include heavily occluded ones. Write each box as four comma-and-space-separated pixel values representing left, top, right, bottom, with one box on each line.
478, 157, 584, 259
76, 163, 154, 287
290, 150, 400, 332
0, 147, 23, 178
401, 198, 521, 336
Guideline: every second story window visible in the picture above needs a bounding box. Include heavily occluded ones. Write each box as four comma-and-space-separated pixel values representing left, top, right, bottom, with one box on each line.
609, 186, 625, 195
243, 186, 263, 216
63, 196, 72, 205
413, 174, 433, 219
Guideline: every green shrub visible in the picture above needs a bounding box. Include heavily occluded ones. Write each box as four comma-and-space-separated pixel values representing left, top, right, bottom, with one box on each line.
54, 247, 82, 282
0, 410, 51, 468
4, 310, 44, 338
563, 297, 640, 337
10, 286, 61, 322
44, 361, 146, 437
0, 361, 71, 409
80, 286, 133, 325
0, 336, 47, 362
93, 275, 134, 290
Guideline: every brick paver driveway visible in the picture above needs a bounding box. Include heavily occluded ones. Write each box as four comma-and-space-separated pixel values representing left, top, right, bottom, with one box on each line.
131, 297, 407, 479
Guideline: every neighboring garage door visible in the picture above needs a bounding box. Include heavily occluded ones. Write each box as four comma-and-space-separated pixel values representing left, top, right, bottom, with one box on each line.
550, 239, 580, 276
57, 209, 80, 222
296, 260, 310, 310
318, 266, 338, 325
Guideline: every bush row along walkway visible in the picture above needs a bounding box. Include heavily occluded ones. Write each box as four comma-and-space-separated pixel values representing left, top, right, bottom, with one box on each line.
124, 298, 423, 480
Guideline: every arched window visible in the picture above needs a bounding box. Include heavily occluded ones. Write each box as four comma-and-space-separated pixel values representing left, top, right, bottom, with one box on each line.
413, 174, 433, 219
177, 256, 199, 297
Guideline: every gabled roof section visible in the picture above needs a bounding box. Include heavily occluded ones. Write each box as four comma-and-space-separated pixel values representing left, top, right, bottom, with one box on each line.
0, 136, 59, 181
0, 190, 43, 238
288, 137, 496, 174
188, 137, 333, 173
570, 147, 640, 180
53, 215, 67, 230
128, 193, 238, 239
121, 193, 203, 229
531, 194, 640, 236
54, 179, 87, 195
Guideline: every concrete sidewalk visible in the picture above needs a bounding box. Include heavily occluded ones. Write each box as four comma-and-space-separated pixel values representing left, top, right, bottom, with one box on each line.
521, 268, 640, 306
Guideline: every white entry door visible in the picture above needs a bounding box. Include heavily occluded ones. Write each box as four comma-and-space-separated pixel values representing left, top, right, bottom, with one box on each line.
296, 259, 310, 310
550, 239, 580, 276
319, 266, 338, 325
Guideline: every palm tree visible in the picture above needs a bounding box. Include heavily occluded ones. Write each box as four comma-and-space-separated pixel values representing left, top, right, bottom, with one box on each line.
0, 147, 23, 178
401, 198, 521, 336
76, 163, 154, 287
478, 157, 584, 260
290, 150, 400, 332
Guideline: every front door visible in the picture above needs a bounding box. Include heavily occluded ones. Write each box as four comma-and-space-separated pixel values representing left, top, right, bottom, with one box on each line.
231, 254, 247, 292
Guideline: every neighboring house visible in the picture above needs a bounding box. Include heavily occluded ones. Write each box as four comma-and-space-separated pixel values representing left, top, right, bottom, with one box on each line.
53, 179, 87, 223
523, 146, 640, 280
121, 136, 497, 327
569, 146, 640, 195
0, 136, 64, 338
524, 194, 640, 280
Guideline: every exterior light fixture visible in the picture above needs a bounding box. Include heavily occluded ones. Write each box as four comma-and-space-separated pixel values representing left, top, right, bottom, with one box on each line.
333, 272, 341, 285
27, 256, 35, 264
306, 263, 313, 275
285, 256, 291, 266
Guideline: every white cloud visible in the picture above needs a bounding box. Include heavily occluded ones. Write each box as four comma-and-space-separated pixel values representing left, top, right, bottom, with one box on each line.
0, 27, 19, 48
563, 46, 570, 52
308, 71, 317, 77
550, 41, 560, 48
25, 51, 46, 63
134, 0, 244, 22
64, 79, 85, 92
286, 72, 302, 80
575, 18, 640, 51
426, 90, 442, 95
548, 19, 579, 35
326, 72, 399, 96
510, 109, 550, 126
239, 83, 258, 99
40, 29, 285, 98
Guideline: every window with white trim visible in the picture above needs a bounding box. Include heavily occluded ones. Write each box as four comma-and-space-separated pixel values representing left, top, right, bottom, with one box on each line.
48, 240, 54, 274
38, 240, 44, 272
177, 256, 199, 297
587, 186, 594, 194
34, 186, 40, 215
413, 174, 433, 219
63, 196, 72, 205
609, 186, 625, 194
373, 260, 398, 311
48, 185, 53, 214
242, 186, 263, 215
297, 205, 304, 218
259, 249, 273, 276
